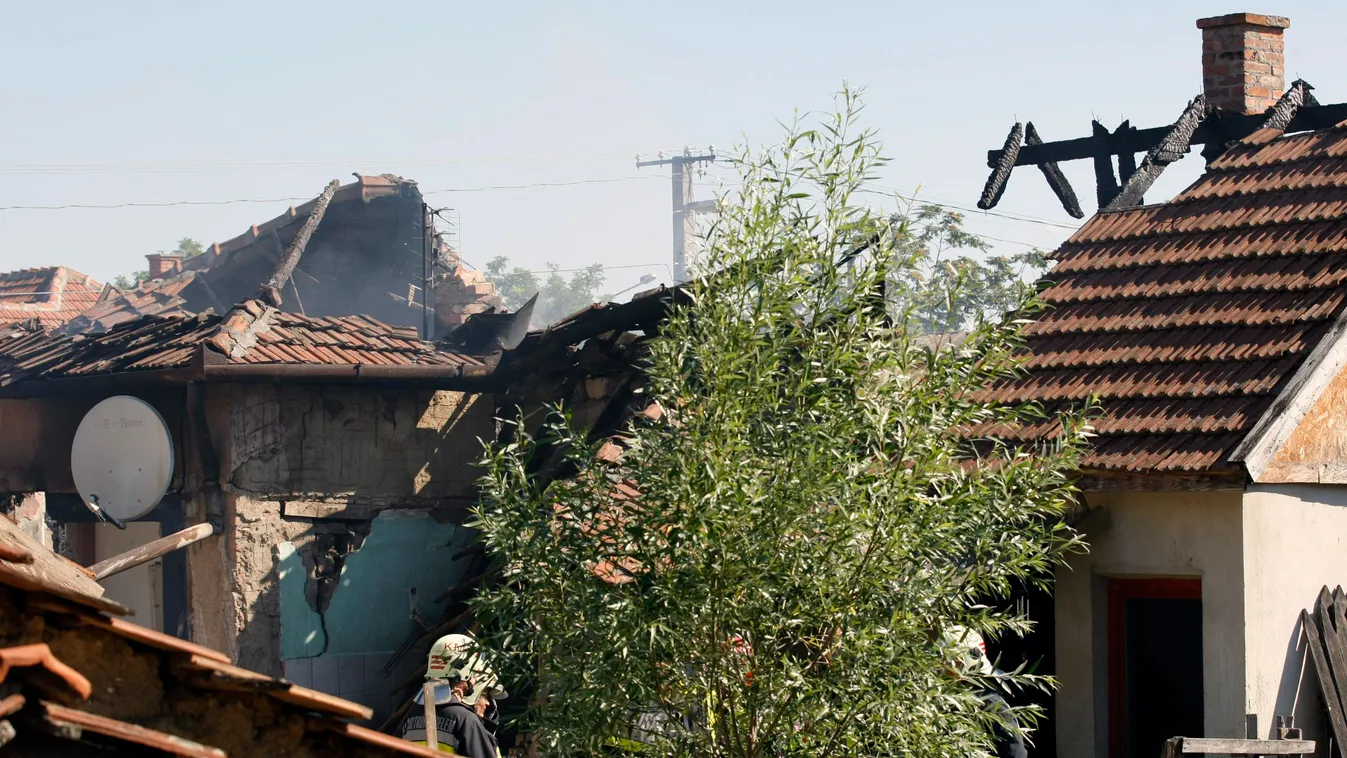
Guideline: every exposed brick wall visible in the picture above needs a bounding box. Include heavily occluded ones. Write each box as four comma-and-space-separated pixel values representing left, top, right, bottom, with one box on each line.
1198, 13, 1289, 115
434, 266, 505, 337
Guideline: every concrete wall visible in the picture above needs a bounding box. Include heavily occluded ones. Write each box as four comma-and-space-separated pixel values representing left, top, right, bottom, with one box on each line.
1241, 485, 1347, 753
94, 521, 164, 631
1055, 489, 1246, 757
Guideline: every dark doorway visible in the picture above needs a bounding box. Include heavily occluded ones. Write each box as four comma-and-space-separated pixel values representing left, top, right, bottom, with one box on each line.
991, 579, 1057, 757
1107, 578, 1203, 758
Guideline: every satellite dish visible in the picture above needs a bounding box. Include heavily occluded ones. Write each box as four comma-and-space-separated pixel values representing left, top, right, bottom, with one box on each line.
71, 395, 174, 524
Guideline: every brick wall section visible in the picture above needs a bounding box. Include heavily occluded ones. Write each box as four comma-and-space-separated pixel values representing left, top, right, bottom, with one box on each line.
1198, 13, 1289, 115
434, 267, 505, 336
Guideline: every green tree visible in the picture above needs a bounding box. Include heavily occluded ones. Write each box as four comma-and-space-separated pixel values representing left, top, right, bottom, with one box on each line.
113, 237, 205, 289
888, 204, 1047, 334
484, 258, 608, 328
472, 90, 1089, 758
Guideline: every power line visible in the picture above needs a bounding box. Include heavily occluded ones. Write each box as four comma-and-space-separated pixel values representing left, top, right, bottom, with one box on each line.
0, 151, 644, 176
0, 175, 667, 212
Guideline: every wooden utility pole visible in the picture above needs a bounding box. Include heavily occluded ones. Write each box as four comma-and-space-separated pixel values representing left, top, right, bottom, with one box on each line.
637, 149, 716, 282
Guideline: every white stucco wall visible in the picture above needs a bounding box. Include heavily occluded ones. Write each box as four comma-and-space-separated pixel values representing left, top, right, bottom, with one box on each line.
1055, 489, 1246, 757
1242, 484, 1347, 753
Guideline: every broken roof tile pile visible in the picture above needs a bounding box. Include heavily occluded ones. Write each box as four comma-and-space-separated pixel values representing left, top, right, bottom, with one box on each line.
57, 272, 199, 336
0, 514, 438, 757
0, 300, 487, 387
0, 267, 102, 330
984, 120, 1347, 473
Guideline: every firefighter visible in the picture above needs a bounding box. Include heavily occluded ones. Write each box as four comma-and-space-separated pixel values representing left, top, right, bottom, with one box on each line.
943, 626, 1028, 758
400, 633, 509, 757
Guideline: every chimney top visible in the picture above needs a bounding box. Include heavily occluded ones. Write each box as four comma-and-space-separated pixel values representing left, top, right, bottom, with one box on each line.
145, 252, 183, 280
1198, 12, 1289, 115
1196, 12, 1289, 29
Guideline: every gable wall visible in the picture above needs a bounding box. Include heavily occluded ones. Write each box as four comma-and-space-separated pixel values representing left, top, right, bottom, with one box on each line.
1262, 357, 1347, 483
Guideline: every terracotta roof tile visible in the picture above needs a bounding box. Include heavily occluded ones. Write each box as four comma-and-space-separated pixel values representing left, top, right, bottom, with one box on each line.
998, 123, 1347, 472
0, 267, 103, 329
0, 300, 486, 386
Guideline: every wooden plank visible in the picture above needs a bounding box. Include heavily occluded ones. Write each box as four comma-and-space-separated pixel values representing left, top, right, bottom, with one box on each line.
175, 654, 373, 721
40, 701, 226, 757
1179, 737, 1315, 754
1301, 606, 1347, 752
423, 682, 440, 751
977, 122, 1023, 210
1318, 585, 1347, 721
0, 515, 127, 616
77, 613, 230, 664
88, 523, 217, 581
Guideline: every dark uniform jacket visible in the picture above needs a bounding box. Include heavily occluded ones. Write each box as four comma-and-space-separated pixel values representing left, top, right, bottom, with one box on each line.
979, 689, 1028, 758
400, 698, 499, 758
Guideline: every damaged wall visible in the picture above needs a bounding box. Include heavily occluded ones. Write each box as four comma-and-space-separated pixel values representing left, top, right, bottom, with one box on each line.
211, 383, 493, 503
276, 511, 476, 722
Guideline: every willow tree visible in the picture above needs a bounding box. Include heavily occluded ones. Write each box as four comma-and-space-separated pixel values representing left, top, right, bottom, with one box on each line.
472, 89, 1090, 758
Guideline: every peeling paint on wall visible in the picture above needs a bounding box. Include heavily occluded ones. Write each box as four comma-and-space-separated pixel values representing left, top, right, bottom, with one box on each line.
279, 510, 476, 659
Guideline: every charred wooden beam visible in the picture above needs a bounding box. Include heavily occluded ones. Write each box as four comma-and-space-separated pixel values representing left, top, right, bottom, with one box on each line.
256, 179, 341, 308
1114, 121, 1138, 185
1261, 79, 1316, 132
977, 122, 1023, 210
1025, 122, 1083, 219
1107, 95, 1211, 210
988, 101, 1347, 167
1091, 121, 1120, 208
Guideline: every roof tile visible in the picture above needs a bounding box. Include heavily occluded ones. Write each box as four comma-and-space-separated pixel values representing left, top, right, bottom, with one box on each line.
1000, 123, 1347, 472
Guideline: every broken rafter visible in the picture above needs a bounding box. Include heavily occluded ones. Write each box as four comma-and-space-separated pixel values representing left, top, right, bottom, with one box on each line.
256, 179, 341, 308
977, 122, 1023, 210
1025, 122, 1083, 219
1091, 121, 1120, 208
1107, 95, 1211, 210
1261, 79, 1317, 133
988, 100, 1347, 168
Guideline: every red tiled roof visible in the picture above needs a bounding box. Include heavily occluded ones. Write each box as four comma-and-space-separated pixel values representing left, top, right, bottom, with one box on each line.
984, 121, 1347, 473
0, 300, 489, 387
57, 272, 197, 335
0, 267, 103, 329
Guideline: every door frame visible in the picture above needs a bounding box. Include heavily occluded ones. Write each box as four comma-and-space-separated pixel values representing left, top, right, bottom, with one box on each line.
1107, 576, 1202, 758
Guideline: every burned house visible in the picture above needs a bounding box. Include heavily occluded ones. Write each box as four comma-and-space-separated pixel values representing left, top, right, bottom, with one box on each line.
977, 12, 1347, 758
59, 174, 503, 341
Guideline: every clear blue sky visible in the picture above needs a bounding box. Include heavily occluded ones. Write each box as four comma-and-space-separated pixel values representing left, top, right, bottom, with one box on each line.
0, 1, 1342, 294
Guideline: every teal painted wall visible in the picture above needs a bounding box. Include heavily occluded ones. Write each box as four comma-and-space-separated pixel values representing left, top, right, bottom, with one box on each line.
279, 511, 476, 659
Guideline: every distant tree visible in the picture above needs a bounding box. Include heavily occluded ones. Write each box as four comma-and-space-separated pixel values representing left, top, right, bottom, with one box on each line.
888, 204, 1047, 334
484, 257, 608, 328
113, 237, 205, 289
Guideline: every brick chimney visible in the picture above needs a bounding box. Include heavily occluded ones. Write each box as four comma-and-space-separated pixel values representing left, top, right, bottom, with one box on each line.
145, 252, 182, 279
1198, 13, 1289, 115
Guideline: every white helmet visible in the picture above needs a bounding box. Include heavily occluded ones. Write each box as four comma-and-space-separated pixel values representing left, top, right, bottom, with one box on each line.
941, 626, 1005, 678
425, 633, 508, 705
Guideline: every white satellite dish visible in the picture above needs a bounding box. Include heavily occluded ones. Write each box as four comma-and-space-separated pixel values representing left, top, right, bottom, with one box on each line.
71, 395, 174, 524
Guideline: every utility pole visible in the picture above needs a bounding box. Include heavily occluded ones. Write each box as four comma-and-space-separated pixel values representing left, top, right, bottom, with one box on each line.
637, 148, 716, 282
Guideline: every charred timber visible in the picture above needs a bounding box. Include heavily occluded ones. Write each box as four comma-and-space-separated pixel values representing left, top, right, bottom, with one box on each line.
1024, 122, 1082, 218
987, 101, 1347, 167
1091, 121, 1120, 208
1261, 79, 1316, 133
1108, 95, 1210, 210
977, 122, 1023, 210
256, 179, 341, 308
